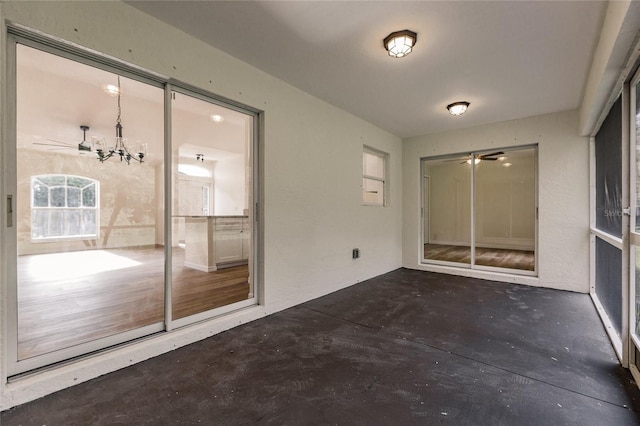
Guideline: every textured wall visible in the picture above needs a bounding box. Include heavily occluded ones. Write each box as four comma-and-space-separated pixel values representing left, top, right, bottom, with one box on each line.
404, 110, 589, 292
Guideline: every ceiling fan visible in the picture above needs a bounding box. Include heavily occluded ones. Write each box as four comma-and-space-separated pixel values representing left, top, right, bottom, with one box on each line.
33, 125, 94, 153
444, 151, 505, 164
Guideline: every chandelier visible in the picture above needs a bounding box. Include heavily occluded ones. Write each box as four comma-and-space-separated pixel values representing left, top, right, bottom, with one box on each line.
96, 76, 146, 164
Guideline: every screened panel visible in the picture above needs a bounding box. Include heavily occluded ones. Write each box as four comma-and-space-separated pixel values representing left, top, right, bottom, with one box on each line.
595, 95, 623, 237
595, 237, 622, 335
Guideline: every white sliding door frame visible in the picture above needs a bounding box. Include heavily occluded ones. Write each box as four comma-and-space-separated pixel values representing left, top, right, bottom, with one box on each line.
3, 29, 261, 377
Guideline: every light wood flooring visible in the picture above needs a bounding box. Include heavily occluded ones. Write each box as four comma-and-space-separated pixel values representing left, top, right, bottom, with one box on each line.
17, 246, 249, 360
424, 243, 535, 271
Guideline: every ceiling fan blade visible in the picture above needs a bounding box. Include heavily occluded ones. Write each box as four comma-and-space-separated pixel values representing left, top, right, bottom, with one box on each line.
45, 138, 76, 146
479, 151, 504, 159
33, 142, 74, 148
483, 157, 498, 161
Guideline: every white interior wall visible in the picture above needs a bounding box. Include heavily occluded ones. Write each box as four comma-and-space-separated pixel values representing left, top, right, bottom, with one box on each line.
0, 1, 402, 409
403, 110, 589, 291
213, 155, 245, 216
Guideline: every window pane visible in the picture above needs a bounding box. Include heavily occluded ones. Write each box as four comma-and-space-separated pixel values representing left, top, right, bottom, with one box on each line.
50, 187, 66, 207
65, 210, 82, 235
82, 210, 97, 235
363, 178, 384, 205
83, 184, 96, 207
39, 175, 65, 186
364, 151, 384, 178
67, 176, 90, 188
32, 183, 48, 207
49, 209, 65, 237
31, 209, 48, 239
67, 187, 81, 207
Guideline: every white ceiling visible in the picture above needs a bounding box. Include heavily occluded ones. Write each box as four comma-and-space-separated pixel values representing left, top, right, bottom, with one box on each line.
17, 45, 250, 164
127, 0, 607, 138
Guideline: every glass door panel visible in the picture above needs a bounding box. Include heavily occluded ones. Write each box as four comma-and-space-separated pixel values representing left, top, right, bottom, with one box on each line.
170, 91, 253, 321
15, 45, 165, 362
474, 148, 536, 271
422, 156, 472, 265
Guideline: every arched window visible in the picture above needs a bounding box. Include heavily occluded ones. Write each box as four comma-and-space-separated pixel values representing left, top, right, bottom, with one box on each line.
31, 175, 99, 240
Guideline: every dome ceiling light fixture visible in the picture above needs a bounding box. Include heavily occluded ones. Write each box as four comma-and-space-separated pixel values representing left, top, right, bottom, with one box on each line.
383, 29, 417, 58
447, 101, 470, 116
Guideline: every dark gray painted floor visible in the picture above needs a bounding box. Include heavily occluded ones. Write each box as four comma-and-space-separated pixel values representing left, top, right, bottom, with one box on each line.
3, 268, 640, 425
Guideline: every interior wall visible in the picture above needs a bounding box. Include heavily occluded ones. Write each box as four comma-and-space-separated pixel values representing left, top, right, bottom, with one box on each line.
17, 149, 158, 255
0, 1, 402, 409
404, 110, 589, 292
423, 162, 471, 246
213, 155, 245, 216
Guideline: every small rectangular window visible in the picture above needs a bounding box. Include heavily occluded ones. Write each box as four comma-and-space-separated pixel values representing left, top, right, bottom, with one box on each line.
363, 146, 388, 206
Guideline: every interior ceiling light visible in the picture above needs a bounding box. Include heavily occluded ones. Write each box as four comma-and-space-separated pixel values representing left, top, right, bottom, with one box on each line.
211, 114, 224, 123
447, 101, 470, 116
95, 75, 146, 164
383, 29, 417, 58
503, 162, 512, 168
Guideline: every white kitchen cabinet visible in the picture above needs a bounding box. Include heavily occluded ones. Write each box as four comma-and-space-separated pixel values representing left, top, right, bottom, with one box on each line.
214, 216, 249, 267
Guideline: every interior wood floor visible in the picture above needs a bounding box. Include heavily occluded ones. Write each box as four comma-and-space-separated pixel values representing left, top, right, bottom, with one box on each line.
17, 246, 249, 360
424, 243, 535, 271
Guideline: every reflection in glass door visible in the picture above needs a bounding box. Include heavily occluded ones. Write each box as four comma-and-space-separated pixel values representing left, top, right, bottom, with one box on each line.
422, 148, 536, 273
474, 148, 536, 271
422, 156, 471, 266
170, 91, 254, 323
14, 44, 165, 371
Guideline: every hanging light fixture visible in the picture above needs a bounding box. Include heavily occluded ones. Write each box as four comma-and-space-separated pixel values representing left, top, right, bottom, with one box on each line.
383, 30, 417, 58
96, 76, 146, 164
447, 101, 470, 116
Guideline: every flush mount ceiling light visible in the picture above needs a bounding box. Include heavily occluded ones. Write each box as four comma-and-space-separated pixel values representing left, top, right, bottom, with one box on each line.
447, 101, 470, 116
211, 114, 224, 123
383, 30, 417, 58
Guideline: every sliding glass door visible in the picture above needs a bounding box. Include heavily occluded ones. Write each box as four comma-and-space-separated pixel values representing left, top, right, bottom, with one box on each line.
170, 90, 255, 325
421, 146, 537, 274
12, 44, 166, 372
6, 36, 259, 376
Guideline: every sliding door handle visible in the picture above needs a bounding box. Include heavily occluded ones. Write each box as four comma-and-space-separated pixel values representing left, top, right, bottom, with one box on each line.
7, 195, 13, 227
